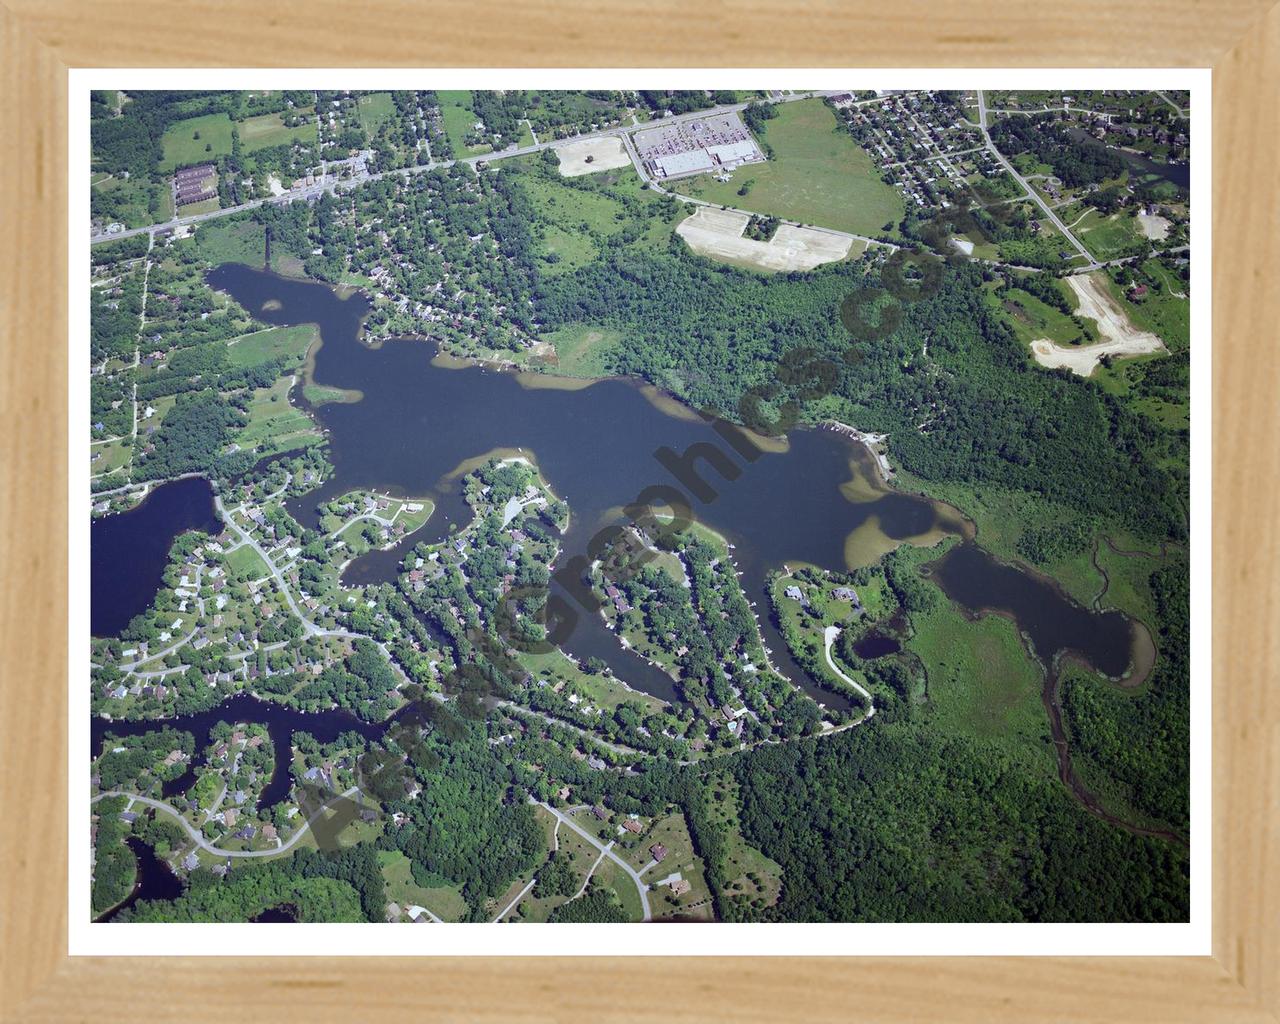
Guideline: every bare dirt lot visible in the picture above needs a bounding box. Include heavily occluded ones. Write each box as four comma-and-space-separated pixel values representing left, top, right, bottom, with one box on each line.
675, 207, 855, 272
1030, 272, 1167, 376
555, 137, 632, 177
1137, 211, 1173, 240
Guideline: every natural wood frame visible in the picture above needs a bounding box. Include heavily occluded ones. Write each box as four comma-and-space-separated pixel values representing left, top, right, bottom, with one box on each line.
2, 3, 1276, 1020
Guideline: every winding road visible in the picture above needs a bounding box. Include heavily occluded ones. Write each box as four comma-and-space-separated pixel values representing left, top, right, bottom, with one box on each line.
822, 625, 876, 715
92, 785, 362, 859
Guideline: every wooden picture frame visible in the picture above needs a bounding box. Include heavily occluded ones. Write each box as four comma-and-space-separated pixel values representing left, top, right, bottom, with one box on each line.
2, 3, 1275, 1019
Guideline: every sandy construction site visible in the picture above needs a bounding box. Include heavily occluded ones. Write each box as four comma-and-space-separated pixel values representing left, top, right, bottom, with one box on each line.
555, 137, 632, 176
676, 207, 854, 272
1137, 210, 1173, 240
1030, 272, 1167, 376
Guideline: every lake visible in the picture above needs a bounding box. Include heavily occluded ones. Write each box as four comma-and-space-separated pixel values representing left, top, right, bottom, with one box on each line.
91, 476, 221, 637
204, 263, 971, 708
87, 264, 1160, 834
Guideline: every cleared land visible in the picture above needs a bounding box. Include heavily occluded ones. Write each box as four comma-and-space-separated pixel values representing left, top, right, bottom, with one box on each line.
226, 324, 317, 368
357, 92, 395, 133
555, 137, 631, 177
1030, 272, 1167, 376
438, 90, 490, 157
673, 99, 903, 237
161, 113, 234, 171
676, 207, 855, 272
1137, 211, 1173, 240
239, 111, 317, 153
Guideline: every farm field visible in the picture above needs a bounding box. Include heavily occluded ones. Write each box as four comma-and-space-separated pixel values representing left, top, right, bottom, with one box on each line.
674, 99, 904, 237
161, 113, 234, 170
239, 110, 317, 153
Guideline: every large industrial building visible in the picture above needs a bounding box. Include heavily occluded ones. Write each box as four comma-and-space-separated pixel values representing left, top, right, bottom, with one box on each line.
633, 112, 766, 181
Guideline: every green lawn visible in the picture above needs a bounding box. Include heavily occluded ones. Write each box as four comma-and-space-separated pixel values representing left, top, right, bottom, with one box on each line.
161, 113, 234, 171
226, 324, 317, 369
226, 543, 269, 579
196, 219, 266, 268
239, 110, 317, 153
438, 90, 491, 157
357, 92, 396, 133
674, 99, 904, 237
378, 850, 468, 922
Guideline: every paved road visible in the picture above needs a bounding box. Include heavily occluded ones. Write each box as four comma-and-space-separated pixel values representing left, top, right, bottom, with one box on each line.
117, 564, 204, 671
92, 92, 847, 247
532, 800, 652, 921
492, 876, 538, 922
215, 494, 328, 637
822, 625, 876, 711
976, 90, 1099, 270
93, 786, 361, 859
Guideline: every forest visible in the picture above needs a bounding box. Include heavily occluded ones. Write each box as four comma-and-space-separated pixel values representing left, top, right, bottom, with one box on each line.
989, 114, 1125, 188
730, 725, 1188, 922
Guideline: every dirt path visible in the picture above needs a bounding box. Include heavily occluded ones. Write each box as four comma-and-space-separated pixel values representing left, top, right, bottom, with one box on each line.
1030, 272, 1166, 376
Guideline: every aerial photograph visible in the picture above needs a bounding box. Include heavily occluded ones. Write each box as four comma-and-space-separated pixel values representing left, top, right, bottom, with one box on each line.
87, 87, 1192, 925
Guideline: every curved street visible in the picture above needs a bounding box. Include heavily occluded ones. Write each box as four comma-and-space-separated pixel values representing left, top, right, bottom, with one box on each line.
92, 786, 362, 859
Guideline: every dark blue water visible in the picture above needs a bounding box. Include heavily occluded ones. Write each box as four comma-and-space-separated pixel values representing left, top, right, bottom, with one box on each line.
91, 476, 221, 637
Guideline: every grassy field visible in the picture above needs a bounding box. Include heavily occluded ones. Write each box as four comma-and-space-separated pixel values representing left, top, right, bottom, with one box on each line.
537, 323, 624, 378
378, 850, 468, 922
1073, 207, 1149, 261
357, 92, 396, 133
227, 324, 317, 368
909, 589, 1052, 759
234, 377, 321, 454
437, 90, 491, 157
161, 113, 234, 171
674, 99, 903, 237
178, 197, 221, 217
239, 110, 317, 153
225, 543, 269, 579
520, 166, 673, 275
990, 280, 1097, 350
1107, 262, 1190, 352
196, 219, 266, 268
